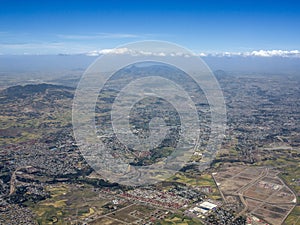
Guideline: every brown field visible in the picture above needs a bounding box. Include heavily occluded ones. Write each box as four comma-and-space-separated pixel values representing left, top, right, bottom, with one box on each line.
244, 186, 273, 201
109, 204, 154, 223
213, 165, 297, 225
90, 216, 126, 225
90, 203, 166, 225
253, 208, 290, 225
245, 198, 261, 211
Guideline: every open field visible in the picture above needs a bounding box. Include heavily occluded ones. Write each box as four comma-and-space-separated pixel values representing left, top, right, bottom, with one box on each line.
284, 206, 300, 225
90, 203, 169, 225
168, 172, 221, 200
213, 165, 297, 225
29, 182, 174, 225
30, 183, 111, 224
156, 213, 203, 225
90, 216, 126, 225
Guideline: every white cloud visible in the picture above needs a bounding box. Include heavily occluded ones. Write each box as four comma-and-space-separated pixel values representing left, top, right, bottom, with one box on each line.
198, 52, 208, 57
86, 48, 300, 58
1, 41, 299, 58
86, 48, 131, 56
197, 50, 300, 58
248, 49, 300, 57
85, 48, 191, 57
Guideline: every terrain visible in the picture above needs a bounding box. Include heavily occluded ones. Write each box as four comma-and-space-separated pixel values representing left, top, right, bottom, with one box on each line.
0, 68, 299, 224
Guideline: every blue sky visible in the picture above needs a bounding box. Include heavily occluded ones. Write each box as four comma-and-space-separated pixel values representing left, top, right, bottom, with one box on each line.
0, 0, 300, 54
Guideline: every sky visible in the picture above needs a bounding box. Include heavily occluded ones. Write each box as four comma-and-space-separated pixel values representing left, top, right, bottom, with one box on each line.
0, 0, 300, 55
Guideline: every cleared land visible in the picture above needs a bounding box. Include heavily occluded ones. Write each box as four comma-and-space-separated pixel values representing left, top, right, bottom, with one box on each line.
213, 165, 297, 225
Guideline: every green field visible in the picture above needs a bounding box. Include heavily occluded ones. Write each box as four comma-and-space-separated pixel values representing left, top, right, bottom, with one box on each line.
284, 206, 300, 225
156, 213, 203, 225
168, 172, 221, 200
28, 184, 109, 225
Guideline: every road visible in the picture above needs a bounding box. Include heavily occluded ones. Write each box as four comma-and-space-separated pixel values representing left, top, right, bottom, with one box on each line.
235, 168, 269, 218
9, 166, 32, 196
86, 203, 135, 224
